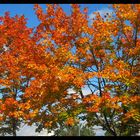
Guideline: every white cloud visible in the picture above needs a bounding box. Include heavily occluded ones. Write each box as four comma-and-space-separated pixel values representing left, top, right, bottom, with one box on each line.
17, 124, 54, 136
93, 126, 105, 136
89, 8, 113, 20
82, 87, 92, 95
4, 124, 54, 136
68, 86, 100, 97
16, 124, 104, 136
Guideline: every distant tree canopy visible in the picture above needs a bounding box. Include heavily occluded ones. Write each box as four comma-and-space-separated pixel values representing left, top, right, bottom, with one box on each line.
55, 123, 95, 136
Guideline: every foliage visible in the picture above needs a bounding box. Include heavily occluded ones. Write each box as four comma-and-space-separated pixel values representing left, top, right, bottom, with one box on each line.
0, 4, 140, 136
0, 12, 35, 136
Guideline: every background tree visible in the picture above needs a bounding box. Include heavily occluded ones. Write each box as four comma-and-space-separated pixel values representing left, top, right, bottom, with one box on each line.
54, 123, 95, 136
0, 12, 35, 136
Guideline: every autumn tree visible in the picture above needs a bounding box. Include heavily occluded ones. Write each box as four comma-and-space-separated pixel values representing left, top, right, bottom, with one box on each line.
25, 4, 139, 136
81, 4, 140, 136
0, 4, 140, 136
19, 4, 87, 133
0, 12, 36, 136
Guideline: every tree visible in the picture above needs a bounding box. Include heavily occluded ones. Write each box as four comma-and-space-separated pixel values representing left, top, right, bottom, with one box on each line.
81, 4, 140, 136
0, 4, 140, 136
55, 123, 95, 136
28, 4, 139, 136
0, 12, 35, 136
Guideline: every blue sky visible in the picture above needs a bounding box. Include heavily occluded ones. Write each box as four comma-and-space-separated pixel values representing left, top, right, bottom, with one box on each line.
0, 4, 110, 28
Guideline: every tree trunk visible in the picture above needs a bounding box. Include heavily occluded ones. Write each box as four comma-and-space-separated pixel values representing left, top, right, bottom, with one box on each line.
12, 118, 16, 136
